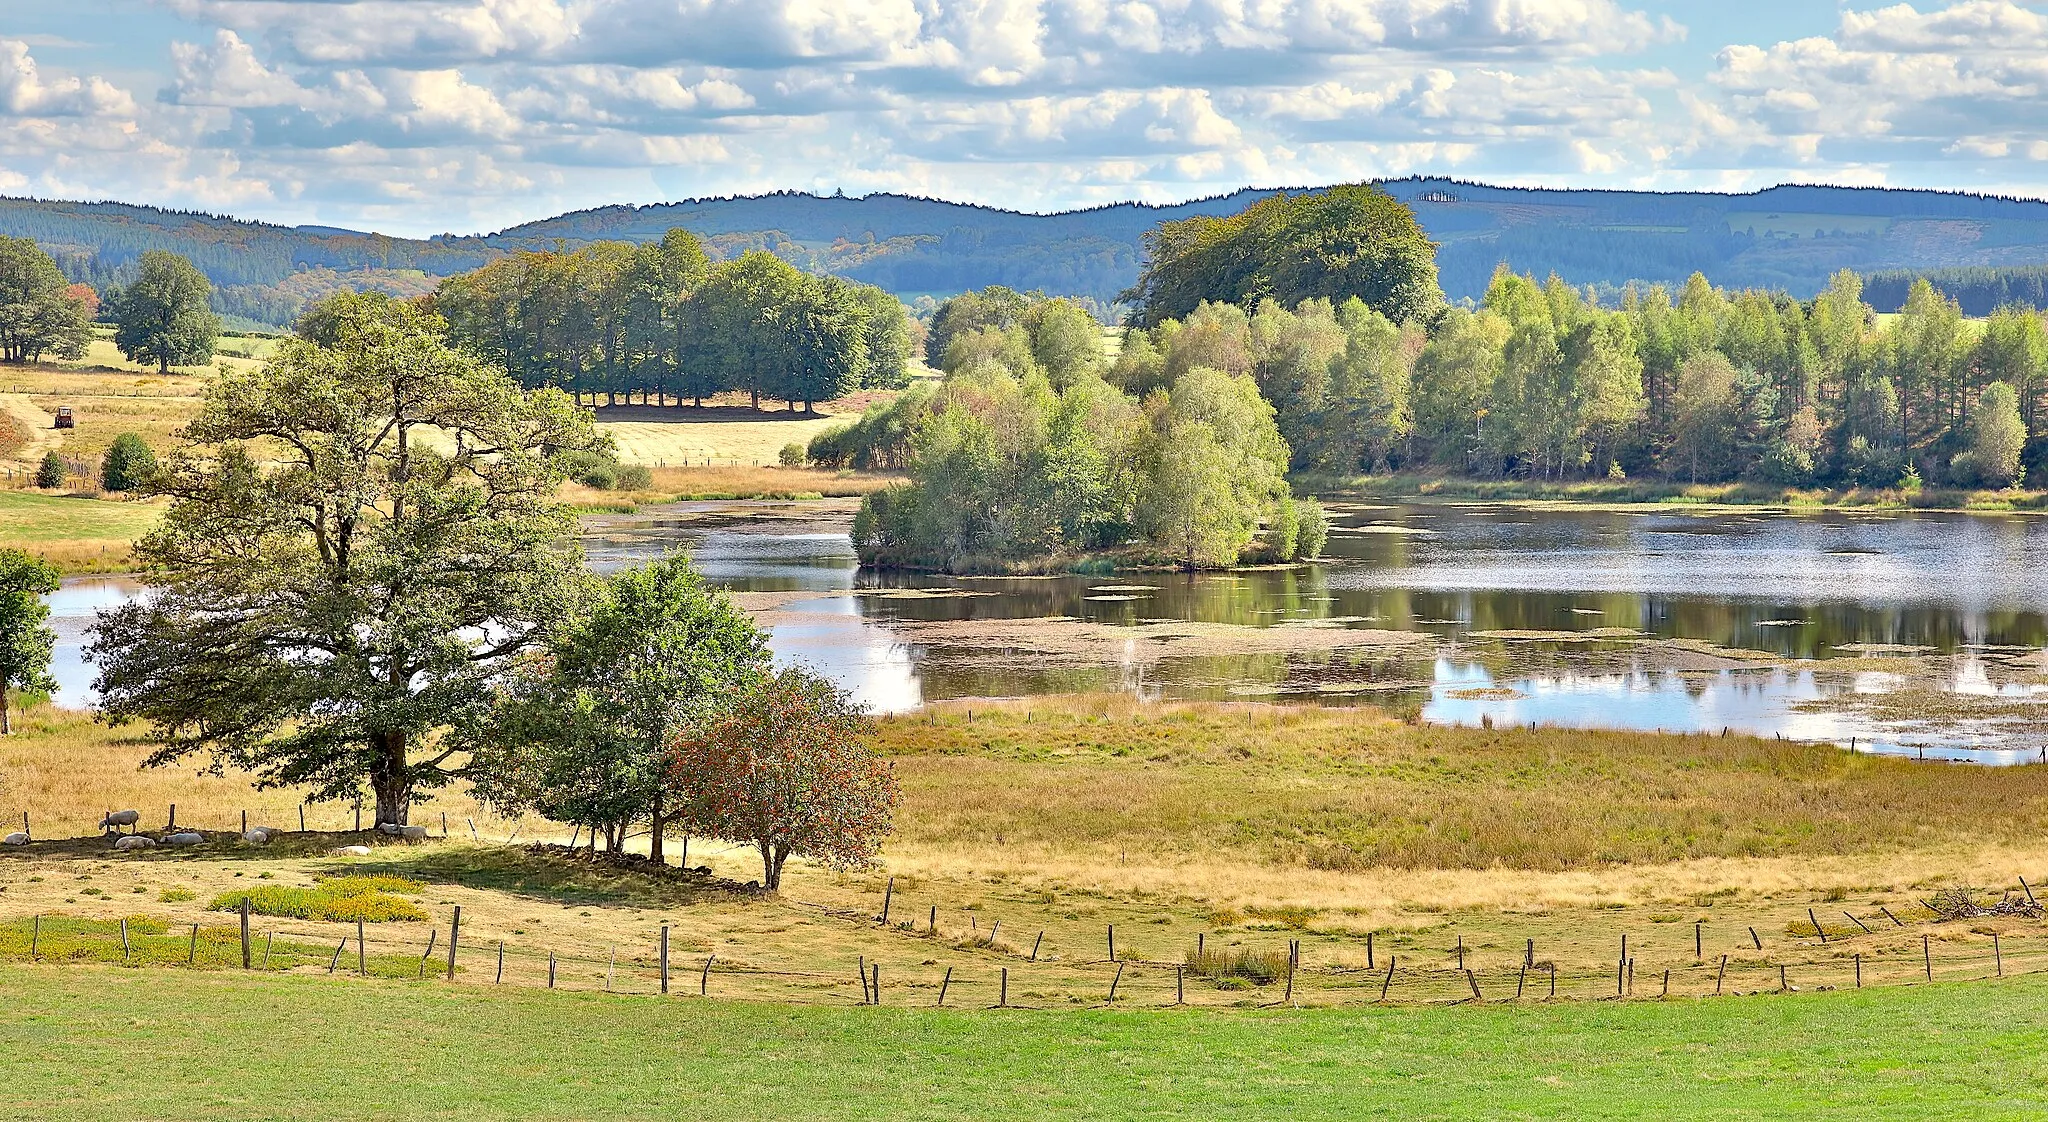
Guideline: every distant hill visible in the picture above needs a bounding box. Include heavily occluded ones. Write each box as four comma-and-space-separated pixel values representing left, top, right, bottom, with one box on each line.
7, 179, 2048, 328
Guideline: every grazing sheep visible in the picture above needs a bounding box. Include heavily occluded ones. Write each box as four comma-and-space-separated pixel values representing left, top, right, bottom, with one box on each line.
114, 836, 156, 851
397, 824, 429, 840
98, 810, 141, 834
2, 832, 27, 846
331, 844, 372, 857
164, 831, 205, 846
243, 828, 273, 844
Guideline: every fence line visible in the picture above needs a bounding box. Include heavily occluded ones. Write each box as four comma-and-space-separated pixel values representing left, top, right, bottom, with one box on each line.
5, 908, 2043, 1011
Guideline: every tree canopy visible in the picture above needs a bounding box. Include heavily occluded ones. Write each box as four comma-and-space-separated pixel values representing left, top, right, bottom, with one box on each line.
0, 548, 59, 736
1122, 185, 1443, 329
111, 250, 220, 373
90, 292, 599, 825
0, 235, 93, 365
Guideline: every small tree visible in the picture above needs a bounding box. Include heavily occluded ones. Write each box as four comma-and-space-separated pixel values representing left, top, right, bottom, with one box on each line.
668, 667, 898, 891
100, 433, 158, 493
34, 452, 65, 490
1953, 380, 2026, 488
111, 250, 220, 374
467, 555, 769, 859
0, 548, 60, 735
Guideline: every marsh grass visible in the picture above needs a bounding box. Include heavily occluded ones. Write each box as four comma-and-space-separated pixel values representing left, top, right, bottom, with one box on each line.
1186, 942, 1291, 985
210, 875, 429, 923
882, 696, 2048, 873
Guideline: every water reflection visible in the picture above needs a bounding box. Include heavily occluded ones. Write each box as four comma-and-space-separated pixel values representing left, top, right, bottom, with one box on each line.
39, 500, 2048, 761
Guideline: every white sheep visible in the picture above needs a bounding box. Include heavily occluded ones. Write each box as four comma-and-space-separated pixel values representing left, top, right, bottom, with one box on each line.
2, 831, 27, 846
243, 828, 273, 844
397, 824, 429, 840
98, 809, 141, 833
114, 835, 156, 851
331, 844, 372, 857
164, 831, 205, 846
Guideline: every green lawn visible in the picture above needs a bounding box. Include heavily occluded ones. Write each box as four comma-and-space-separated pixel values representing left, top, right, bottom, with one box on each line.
0, 491, 159, 572
6, 965, 2046, 1119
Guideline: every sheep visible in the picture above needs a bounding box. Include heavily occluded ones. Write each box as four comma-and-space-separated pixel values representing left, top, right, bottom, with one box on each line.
376, 822, 400, 835
114, 835, 156, 851
2, 832, 27, 846
331, 844, 372, 857
376, 822, 430, 840
98, 809, 141, 834
164, 831, 205, 846
243, 828, 273, 844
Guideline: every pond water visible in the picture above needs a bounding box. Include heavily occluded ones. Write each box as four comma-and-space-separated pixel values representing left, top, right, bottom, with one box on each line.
44, 500, 2048, 762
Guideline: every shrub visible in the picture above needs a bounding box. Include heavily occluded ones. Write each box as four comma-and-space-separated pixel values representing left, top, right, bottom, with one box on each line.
35, 451, 66, 489
157, 888, 195, 903
100, 432, 158, 492
779, 441, 807, 467
577, 463, 620, 489
615, 463, 652, 489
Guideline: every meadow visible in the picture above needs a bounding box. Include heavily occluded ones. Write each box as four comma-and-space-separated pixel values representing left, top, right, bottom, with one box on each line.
5, 964, 2047, 1120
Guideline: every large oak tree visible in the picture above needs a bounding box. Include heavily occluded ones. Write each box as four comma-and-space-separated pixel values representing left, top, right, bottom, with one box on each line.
90, 292, 598, 825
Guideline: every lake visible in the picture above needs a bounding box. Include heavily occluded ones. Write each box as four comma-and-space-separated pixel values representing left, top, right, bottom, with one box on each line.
44, 499, 2048, 762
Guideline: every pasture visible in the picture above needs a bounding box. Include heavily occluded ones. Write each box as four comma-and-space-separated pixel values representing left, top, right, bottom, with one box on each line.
4, 964, 2046, 1119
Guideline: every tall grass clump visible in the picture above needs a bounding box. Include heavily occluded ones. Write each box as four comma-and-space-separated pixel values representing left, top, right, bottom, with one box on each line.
1185, 942, 1292, 986
209, 875, 427, 923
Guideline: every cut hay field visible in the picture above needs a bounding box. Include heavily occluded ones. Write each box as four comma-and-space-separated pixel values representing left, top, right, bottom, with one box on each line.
593, 406, 853, 466
6, 965, 2047, 1120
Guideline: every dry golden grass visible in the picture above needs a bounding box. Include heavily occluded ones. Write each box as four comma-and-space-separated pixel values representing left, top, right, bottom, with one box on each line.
7, 697, 2048, 1006
563, 465, 899, 506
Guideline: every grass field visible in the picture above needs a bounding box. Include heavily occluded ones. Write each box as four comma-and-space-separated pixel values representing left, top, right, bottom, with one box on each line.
594, 405, 855, 466
0, 491, 161, 571
5, 965, 2046, 1119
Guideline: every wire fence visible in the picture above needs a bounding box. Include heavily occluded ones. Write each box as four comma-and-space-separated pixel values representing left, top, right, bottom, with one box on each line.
4, 901, 2042, 1011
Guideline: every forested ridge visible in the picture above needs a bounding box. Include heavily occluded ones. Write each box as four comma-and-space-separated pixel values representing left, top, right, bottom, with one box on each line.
11, 180, 2048, 328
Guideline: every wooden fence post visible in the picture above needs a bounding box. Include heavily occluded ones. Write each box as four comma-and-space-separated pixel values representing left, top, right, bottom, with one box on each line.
660, 926, 670, 994
1108, 924, 1116, 962
929, 905, 937, 934
329, 939, 345, 973
30, 914, 40, 959
1778, 964, 1787, 992
1923, 934, 1932, 981
1855, 953, 1862, 988
872, 963, 881, 1004
1366, 931, 1374, 970
1716, 954, 1728, 995
169, 803, 175, 829
1661, 969, 1669, 998
1456, 934, 1465, 971
1465, 970, 1481, 1003
1995, 933, 2003, 977
1176, 965, 1184, 1005
879, 877, 893, 925
262, 932, 274, 970
1880, 905, 1902, 927
1516, 962, 1527, 999
418, 929, 437, 978
858, 957, 868, 1004
1749, 926, 1762, 950
1030, 931, 1044, 961
548, 951, 557, 988
446, 905, 461, 981
1808, 908, 1827, 943
496, 941, 505, 984
1694, 922, 1702, 959
188, 923, 199, 964
1845, 911, 1872, 934
299, 805, 305, 832
1549, 964, 1557, 1000
239, 897, 251, 969
120, 918, 131, 962
357, 919, 366, 977
1110, 962, 1126, 1003
701, 954, 714, 996
999, 967, 1008, 1008
939, 967, 952, 1007
241, 810, 248, 835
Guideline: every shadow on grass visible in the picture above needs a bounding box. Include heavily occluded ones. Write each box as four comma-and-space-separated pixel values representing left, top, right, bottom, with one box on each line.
340, 844, 757, 911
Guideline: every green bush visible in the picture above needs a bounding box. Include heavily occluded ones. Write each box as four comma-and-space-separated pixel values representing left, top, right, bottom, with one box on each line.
35, 451, 66, 489
100, 432, 159, 492
209, 875, 427, 923
779, 441, 807, 467
577, 463, 620, 489
615, 463, 652, 489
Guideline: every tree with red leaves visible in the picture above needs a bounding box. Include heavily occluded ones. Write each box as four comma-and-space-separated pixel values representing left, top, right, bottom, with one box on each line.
667, 666, 898, 891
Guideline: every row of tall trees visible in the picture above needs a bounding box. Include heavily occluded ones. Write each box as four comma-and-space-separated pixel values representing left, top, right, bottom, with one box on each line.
0, 236, 94, 364
432, 232, 912, 411
1119, 268, 2048, 489
81, 291, 896, 887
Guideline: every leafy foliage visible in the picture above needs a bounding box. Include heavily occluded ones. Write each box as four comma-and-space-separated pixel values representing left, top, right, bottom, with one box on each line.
99, 433, 158, 493
668, 666, 897, 891
467, 556, 770, 858
110, 250, 221, 373
0, 235, 92, 364
89, 292, 599, 825
0, 547, 59, 734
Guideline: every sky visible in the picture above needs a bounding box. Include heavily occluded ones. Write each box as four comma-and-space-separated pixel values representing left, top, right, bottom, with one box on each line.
3, 0, 2047, 237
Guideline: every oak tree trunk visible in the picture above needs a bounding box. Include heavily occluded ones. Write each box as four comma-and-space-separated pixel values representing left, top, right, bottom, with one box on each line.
370, 730, 410, 826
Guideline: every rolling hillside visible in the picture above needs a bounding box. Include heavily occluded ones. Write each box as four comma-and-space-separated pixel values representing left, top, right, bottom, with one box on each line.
10, 179, 2048, 327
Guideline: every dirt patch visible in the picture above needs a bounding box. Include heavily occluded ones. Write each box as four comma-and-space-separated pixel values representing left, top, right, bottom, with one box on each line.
0, 394, 59, 468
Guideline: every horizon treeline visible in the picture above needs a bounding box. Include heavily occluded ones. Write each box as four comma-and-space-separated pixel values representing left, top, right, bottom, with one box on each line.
430, 231, 914, 410
1108, 267, 2046, 489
